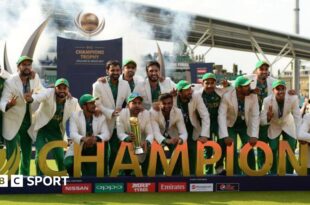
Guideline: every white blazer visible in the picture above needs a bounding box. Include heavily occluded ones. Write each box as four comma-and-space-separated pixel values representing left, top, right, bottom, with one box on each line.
260, 93, 301, 139
297, 113, 310, 167
65, 110, 110, 157
28, 88, 80, 141
0, 73, 44, 140
92, 79, 131, 133
133, 77, 176, 110
150, 107, 188, 144
245, 74, 276, 96
218, 89, 260, 139
175, 91, 210, 140
116, 108, 154, 143
0, 69, 11, 80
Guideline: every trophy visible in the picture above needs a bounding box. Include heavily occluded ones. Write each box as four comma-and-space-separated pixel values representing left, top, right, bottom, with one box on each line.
74, 11, 105, 37
129, 117, 144, 155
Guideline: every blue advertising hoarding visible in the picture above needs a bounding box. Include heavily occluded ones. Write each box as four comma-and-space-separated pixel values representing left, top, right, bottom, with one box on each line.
189, 62, 214, 83
57, 37, 122, 98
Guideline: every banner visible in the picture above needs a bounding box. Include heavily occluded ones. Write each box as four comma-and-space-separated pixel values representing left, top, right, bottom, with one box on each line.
189, 63, 213, 83
57, 37, 122, 98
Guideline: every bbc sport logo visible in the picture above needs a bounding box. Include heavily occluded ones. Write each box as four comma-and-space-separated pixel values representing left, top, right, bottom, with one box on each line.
0, 175, 69, 187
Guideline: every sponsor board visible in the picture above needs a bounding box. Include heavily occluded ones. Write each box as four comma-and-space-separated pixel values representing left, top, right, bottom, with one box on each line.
158, 182, 187, 192
216, 183, 239, 192
127, 182, 155, 193
95, 183, 124, 193
190, 183, 213, 192
62, 183, 92, 194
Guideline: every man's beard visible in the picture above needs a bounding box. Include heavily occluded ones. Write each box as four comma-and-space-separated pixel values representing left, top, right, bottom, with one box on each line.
258, 75, 267, 81
21, 70, 31, 77
110, 74, 120, 81
162, 107, 172, 113
149, 75, 158, 82
125, 71, 134, 78
243, 90, 251, 96
56, 92, 66, 99
130, 107, 141, 116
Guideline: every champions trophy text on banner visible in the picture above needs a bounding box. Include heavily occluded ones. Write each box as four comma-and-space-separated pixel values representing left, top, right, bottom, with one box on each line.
57, 37, 122, 97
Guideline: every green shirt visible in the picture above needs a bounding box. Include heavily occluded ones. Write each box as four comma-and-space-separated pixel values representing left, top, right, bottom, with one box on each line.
277, 100, 284, 118
256, 80, 268, 110
22, 80, 31, 127
85, 116, 93, 136
0, 77, 5, 95
177, 97, 194, 138
127, 78, 135, 92
202, 90, 221, 127
108, 78, 118, 104
151, 83, 161, 103
234, 98, 246, 128
40, 102, 64, 136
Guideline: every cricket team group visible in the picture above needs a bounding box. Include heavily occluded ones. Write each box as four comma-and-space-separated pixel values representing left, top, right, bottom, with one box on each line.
1, 55, 310, 177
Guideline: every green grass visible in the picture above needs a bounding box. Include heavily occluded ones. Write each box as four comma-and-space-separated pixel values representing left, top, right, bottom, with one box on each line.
0, 192, 310, 205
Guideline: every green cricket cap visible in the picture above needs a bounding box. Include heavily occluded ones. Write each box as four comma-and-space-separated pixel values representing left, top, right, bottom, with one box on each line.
16, 56, 33, 65
202, 73, 216, 81
272, 79, 286, 89
234, 76, 252, 87
123, 59, 137, 67
176, 80, 192, 91
55, 78, 69, 87
255, 60, 270, 69
127, 92, 143, 103
79, 94, 98, 106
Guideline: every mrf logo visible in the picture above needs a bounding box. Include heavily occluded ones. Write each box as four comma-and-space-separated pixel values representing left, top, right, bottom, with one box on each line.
127, 183, 155, 193
216, 183, 239, 192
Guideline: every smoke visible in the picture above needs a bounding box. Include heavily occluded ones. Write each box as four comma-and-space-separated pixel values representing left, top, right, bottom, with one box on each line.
0, 0, 156, 75
0, 0, 46, 72
157, 8, 193, 76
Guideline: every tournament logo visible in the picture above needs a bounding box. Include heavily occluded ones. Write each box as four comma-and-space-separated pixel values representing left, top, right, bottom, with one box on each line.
158, 182, 187, 192
216, 183, 239, 192
127, 183, 155, 193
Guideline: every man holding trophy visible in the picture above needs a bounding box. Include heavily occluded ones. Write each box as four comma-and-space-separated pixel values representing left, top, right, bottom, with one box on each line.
116, 92, 154, 175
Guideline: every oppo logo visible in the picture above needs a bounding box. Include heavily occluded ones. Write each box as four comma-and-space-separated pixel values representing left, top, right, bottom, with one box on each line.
95, 183, 124, 193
